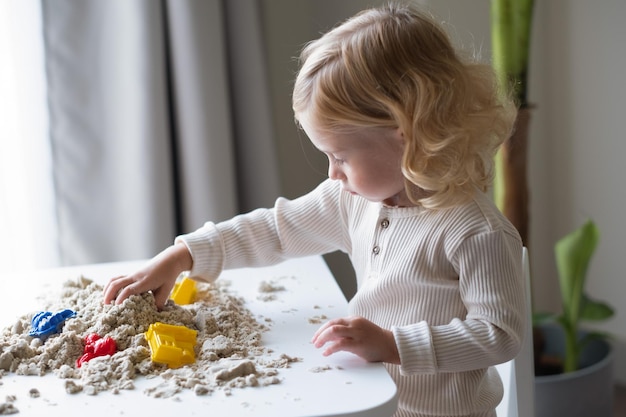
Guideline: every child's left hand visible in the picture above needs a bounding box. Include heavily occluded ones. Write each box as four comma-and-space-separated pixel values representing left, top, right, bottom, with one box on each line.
311, 316, 400, 364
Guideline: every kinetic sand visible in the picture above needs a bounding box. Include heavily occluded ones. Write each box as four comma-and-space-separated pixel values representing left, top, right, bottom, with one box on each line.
0, 275, 302, 410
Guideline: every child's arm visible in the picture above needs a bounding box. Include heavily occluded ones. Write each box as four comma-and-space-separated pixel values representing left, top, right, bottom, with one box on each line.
103, 242, 192, 309
104, 180, 347, 309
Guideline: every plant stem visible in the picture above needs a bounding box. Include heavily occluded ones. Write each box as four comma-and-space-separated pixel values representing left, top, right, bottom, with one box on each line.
563, 323, 580, 373
491, 0, 534, 232
490, 0, 534, 107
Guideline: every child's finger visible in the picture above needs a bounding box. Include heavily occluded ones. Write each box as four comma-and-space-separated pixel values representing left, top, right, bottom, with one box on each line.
312, 323, 354, 348
115, 279, 151, 305
311, 317, 348, 343
321, 338, 355, 357
152, 283, 176, 310
103, 275, 123, 295
106, 276, 148, 305
102, 276, 131, 305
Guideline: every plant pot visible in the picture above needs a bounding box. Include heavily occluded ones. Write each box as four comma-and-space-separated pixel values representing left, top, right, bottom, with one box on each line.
534, 323, 614, 417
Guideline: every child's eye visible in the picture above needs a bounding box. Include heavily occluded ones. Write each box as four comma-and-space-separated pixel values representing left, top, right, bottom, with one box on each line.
332, 155, 345, 165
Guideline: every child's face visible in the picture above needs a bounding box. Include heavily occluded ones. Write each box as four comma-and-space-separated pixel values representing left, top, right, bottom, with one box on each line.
300, 116, 412, 207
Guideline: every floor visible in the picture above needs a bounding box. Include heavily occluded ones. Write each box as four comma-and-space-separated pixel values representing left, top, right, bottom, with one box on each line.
615, 385, 626, 417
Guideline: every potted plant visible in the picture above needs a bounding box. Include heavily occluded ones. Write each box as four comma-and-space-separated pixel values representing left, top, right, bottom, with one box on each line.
533, 219, 615, 417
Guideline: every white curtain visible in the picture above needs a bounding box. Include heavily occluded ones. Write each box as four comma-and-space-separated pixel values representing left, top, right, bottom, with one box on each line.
0, 0, 59, 271
164, 0, 282, 227
42, 0, 179, 265
1, 0, 281, 268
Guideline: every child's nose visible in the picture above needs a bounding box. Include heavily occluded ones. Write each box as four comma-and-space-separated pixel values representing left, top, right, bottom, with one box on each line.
328, 164, 344, 180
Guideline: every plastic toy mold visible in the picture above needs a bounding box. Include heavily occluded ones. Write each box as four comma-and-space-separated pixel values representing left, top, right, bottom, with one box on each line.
76, 334, 117, 368
145, 322, 197, 368
169, 277, 197, 305
29, 309, 77, 337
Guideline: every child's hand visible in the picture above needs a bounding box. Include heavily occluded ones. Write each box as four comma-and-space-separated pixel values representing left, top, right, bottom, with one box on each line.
311, 316, 400, 364
102, 243, 192, 309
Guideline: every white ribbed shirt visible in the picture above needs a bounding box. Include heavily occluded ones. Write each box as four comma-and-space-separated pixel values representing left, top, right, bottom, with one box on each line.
177, 179, 525, 417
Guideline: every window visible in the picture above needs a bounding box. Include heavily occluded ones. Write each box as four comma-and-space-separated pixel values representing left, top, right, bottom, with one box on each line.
0, 0, 59, 271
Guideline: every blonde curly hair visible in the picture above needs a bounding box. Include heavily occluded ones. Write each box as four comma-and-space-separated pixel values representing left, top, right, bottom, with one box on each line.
292, 3, 517, 209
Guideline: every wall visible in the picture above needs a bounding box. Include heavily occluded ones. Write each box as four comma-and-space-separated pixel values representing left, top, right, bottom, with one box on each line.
543, 0, 626, 384
261, 0, 626, 384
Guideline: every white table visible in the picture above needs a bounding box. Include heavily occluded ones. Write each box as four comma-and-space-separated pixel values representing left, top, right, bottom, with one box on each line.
0, 256, 398, 416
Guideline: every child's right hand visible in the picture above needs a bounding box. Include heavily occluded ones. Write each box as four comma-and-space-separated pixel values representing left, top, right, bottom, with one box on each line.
102, 243, 193, 309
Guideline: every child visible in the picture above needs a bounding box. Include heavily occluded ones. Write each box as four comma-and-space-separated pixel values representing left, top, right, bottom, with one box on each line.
104, 4, 525, 416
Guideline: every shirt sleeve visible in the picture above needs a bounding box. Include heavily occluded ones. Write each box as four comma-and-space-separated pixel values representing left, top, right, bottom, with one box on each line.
174, 179, 350, 282
392, 230, 526, 375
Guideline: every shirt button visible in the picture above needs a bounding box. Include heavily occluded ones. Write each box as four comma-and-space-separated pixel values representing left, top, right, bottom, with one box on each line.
381, 219, 390, 228
372, 245, 380, 255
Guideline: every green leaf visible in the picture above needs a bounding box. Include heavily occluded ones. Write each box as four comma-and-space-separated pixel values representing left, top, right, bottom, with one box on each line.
580, 295, 615, 321
532, 311, 556, 325
554, 220, 600, 325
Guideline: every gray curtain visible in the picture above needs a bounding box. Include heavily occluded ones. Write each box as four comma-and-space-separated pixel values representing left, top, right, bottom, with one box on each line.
41, 0, 281, 265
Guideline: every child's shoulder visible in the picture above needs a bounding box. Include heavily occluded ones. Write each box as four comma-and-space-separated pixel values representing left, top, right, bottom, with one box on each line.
443, 190, 520, 238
